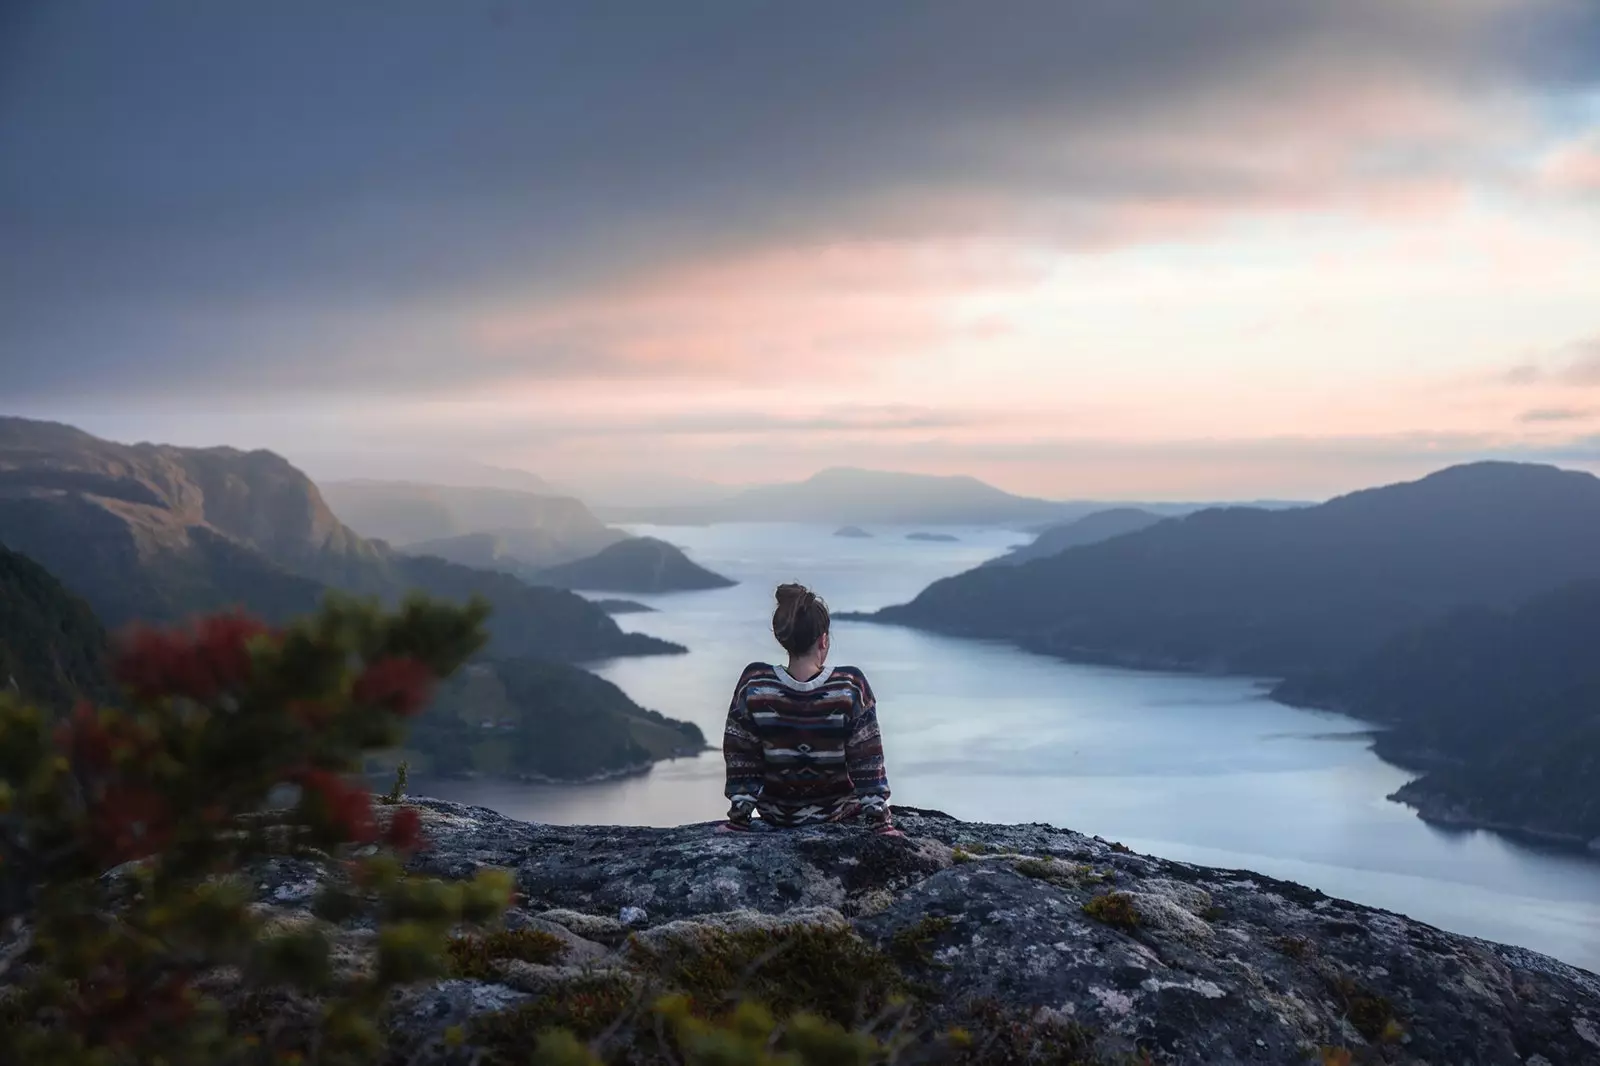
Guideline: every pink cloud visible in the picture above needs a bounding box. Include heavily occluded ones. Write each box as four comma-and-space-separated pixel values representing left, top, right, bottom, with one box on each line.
1537, 133, 1600, 194
469, 241, 1043, 381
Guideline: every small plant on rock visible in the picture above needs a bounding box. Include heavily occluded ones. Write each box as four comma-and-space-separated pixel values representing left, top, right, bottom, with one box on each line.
1082, 891, 1140, 931
0, 595, 511, 1066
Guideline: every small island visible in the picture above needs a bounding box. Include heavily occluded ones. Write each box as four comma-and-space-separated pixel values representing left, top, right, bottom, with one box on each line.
833, 525, 874, 539
906, 531, 960, 543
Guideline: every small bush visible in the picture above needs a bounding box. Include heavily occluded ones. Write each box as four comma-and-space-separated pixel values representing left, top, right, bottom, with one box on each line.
1082, 892, 1140, 931
379, 759, 409, 805
0, 595, 512, 1066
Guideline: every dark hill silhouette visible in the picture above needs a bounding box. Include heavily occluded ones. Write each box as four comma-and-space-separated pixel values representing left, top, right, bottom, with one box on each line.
0, 417, 679, 662
868, 462, 1600, 677
531, 537, 735, 593
984, 508, 1165, 567
0, 544, 110, 707
408, 657, 706, 781
1276, 580, 1600, 843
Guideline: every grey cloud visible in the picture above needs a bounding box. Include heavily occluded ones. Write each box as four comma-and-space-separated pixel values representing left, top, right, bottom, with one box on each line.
3, 0, 1598, 399
1504, 335, 1600, 387
1518, 406, 1595, 423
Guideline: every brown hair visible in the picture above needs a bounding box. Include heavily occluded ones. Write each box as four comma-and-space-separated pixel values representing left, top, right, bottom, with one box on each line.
773, 582, 829, 655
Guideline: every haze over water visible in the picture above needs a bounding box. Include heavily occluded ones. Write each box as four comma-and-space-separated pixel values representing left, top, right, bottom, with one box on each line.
420, 523, 1600, 974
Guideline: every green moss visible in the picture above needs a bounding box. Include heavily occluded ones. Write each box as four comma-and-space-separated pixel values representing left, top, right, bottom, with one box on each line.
1014, 858, 1109, 888
1327, 976, 1401, 1044
446, 926, 567, 979
949, 998, 1100, 1065
888, 915, 955, 969
471, 975, 641, 1060
1081, 892, 1140, 932
951, 848, 975, 864
626, 923, 907, 1027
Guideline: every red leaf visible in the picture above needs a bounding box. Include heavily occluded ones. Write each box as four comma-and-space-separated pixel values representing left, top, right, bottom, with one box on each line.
352, 656, 435, 717
384, 806, 424, 851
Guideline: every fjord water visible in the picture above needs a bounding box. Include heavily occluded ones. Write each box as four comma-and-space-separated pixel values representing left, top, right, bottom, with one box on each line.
423, 523, 1600, 974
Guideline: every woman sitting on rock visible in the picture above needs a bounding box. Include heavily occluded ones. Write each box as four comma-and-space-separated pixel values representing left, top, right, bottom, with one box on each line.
721, 582, 901, 836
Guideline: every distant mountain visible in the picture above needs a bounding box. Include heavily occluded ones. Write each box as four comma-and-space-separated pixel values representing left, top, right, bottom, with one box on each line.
1275, 581, 1600, 844
401, 657, 706, 781
0, 544, 110, 708
531, 537, 736, 593
866, 462, 1600, 678
0, 417, 678, 662
595, 467, 1073, 527
984, 508, 1165, 567
834, 526, 873, 539
906, 531, 959, 543
320, 479, 623, 565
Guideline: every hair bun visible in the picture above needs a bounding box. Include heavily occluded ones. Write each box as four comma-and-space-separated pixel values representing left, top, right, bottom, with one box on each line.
775, 582, 811, 607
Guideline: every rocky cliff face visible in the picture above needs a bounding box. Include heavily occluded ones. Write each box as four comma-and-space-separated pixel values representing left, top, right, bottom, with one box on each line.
245, 800, 1600, 1065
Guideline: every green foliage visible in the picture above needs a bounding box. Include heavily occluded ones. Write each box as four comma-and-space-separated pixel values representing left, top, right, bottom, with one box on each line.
446, 926, 568, 979
380, 759, 409, 805
0, 594, 514, 1066
1081, 893, 1140, 931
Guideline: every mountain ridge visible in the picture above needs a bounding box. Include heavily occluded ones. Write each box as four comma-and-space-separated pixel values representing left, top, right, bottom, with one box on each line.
0, 416, 679, 663
864, 461, 1600, 677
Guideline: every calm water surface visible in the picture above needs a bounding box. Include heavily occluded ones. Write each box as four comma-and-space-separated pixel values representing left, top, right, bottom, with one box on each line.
421, 522, 1600, 974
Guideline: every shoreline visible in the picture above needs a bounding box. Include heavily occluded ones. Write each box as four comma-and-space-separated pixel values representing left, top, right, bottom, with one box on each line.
393, 744, 715, 790
845, 613, 1600, 861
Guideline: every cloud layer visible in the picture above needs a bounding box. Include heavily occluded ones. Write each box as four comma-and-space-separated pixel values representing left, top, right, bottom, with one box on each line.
4, 0, 1598, 396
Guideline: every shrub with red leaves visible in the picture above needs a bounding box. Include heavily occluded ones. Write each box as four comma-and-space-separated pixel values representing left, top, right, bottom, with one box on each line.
352, 655, 435, 717
0, 594, 510, 1066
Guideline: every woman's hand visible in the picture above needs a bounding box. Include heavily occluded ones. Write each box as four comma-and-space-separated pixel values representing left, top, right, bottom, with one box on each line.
874, 824, 905, 838
716, 820, 752, 834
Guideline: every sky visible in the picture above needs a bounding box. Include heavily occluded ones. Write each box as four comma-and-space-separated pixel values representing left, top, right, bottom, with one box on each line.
3, 0, 1600, 501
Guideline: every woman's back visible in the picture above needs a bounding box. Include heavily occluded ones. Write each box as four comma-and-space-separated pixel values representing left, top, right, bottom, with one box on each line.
724, 660, 888, 827
721, 584, 894, 832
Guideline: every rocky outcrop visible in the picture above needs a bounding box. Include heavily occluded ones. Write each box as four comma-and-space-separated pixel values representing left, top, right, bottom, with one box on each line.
247, 801, 1600, 1064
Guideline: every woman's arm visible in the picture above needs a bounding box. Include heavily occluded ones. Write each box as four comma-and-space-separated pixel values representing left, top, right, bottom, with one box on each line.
723, 671, 764, 827
844, 670, 893, 829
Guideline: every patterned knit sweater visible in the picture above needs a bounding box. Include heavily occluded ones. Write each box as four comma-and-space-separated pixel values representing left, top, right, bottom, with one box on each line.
722, 662, 892, 828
